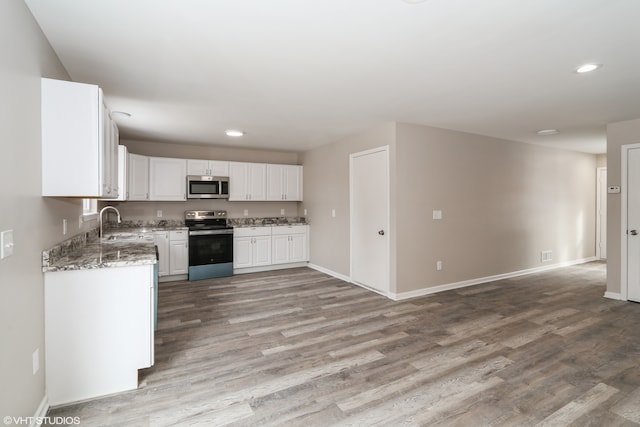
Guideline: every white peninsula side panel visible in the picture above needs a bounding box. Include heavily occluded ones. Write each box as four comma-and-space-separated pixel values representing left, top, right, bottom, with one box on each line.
44, 264, 154, 406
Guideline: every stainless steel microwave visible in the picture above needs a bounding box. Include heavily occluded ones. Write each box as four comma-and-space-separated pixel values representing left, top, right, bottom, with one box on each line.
186, 175, 229, 199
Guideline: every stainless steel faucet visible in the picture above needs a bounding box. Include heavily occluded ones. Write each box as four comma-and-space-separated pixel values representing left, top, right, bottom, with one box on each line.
99, 206, 121, 238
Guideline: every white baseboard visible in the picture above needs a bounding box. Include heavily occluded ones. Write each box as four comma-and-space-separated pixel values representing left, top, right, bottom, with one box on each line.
307, 263, 352, 283
234, 262, 309, 275
309, 258, 599, 301
604, 291, 623, 300
391, 257, 598, 300
31, 395, 49, 427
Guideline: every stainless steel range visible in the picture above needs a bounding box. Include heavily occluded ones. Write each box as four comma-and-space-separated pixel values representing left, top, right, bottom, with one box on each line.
185, 210, 234, 280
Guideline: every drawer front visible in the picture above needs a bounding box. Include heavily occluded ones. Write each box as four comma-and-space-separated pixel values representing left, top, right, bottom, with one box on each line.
271, 225, 307, 236
169, 230, 189, 241
233, 227, 271, 238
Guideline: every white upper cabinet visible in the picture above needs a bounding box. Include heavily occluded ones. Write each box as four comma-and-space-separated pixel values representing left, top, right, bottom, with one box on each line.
149, 157, 187, 201
41, 78, 118, 198
113, 139, 125, 201
266, 164, 303, 201
228, 162, 267, 201
187, 159, 229, 177
128, 153, 149, 201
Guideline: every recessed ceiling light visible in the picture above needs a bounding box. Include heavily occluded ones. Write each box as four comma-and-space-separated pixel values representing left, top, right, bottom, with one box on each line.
575, 63, 602, 74
225, 130, 244, 137
111, 111, 131, 118
536, 129, 560, 136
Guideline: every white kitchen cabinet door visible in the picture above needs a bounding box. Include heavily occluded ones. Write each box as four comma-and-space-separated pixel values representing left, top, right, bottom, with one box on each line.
229, 162, 266, 201
149, 157, 187, 201
271, 226, 308, 264
187, 159, 229, 176
289, 233, 308, 262
233, 236, 253, 269
153, 231, 169, 277
41, 78, 118, 198
233, 227, 272, 268
271, 234, 290, 264
253, 235, 272, 266
128, 153, 149, 200
169, 230, 189, 275
267, 164, 303, 201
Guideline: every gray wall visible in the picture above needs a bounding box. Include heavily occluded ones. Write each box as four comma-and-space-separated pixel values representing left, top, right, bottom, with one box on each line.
301, 121, 598, 295
395, 123, 596, 293
0, 1, 87, 418
300, 123, 397, 279
606, 118, 640, 295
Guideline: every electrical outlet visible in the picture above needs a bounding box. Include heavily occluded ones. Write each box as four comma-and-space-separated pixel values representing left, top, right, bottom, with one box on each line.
156, 210, 163, 218
331, 209, 336, 218
243, 209, 249, 216
32, 348, 39, 375
436, 260, 443, 271
433, 210, 443, 220
304, 209, 307, 216
280, 209, 285, 216
62, 219, 68, 235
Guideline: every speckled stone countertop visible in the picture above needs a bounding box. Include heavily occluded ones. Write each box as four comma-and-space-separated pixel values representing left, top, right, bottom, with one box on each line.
42, 229, 156, 273
103, 219, 188, 233
228, 217, 307, 227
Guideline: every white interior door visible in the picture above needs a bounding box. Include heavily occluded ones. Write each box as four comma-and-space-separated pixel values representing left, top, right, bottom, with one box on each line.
597, 167, 607, 259
627, 148, 640, 302
350, 146, 390, 294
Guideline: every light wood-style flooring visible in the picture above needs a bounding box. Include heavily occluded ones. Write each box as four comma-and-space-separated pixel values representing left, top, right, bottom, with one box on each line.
46, 262, 640, 426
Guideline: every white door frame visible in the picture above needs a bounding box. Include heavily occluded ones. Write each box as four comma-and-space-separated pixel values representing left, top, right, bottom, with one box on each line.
349, 145, 391, 297
620, 142, 640, 301
596, 167, 607, 260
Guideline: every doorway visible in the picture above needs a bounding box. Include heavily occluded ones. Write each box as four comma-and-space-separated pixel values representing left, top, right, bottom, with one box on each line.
596, 167, 607, 259
350, 146, 390, 295
621, 144, 640, 302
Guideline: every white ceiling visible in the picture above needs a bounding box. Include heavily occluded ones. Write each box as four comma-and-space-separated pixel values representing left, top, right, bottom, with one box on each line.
25, 0, 640, 154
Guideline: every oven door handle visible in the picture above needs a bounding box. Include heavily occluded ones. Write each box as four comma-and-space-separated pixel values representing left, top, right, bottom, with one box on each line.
189, 229, 234, 236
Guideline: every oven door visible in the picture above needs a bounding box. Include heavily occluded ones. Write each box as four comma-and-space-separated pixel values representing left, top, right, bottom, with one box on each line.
188, 229, 233, 267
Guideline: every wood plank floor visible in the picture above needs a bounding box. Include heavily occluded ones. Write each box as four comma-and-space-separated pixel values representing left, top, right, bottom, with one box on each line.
45, 262, 640, 426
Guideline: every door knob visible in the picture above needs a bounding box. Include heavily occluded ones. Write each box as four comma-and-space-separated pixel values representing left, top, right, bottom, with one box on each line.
378, 230, 385, 236
631, 230, 638, 236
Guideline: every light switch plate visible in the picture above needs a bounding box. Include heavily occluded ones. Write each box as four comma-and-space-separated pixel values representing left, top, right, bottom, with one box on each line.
433, 210, 443, 220
1, 229, 14, 259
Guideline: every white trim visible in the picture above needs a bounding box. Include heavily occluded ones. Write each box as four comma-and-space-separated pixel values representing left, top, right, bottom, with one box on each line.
309, 258, 598, 301
390, 257, 598, 301
620, 142, 640, 301
307, 263, 351, 283
31, 396, 49, 427
596, 167, 607, 260
604, 291, 622, 300
349, 145, 391, 297
233, 262, 309, 275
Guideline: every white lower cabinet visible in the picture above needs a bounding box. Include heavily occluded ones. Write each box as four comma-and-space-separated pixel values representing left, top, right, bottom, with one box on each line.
44, 264, 154, 406
272, 226, 308, 264
234, 225, 308, 273
169, 230, 189, 275
153, 231, 169, 277
153, 229, 189, 280
234, 227, 272, 269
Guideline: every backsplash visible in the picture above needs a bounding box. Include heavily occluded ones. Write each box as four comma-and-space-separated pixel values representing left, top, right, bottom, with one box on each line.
105, 219, 186, 230
227, 216, 306, 226
43, 228, 99, 267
